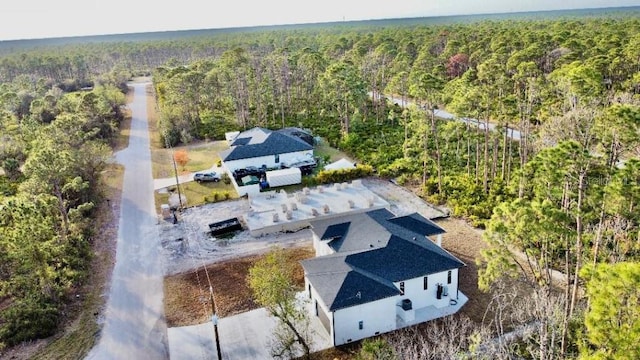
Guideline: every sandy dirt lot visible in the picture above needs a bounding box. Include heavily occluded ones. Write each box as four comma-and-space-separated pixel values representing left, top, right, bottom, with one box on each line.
160, 177, 492, 326
159, 178, 449, 274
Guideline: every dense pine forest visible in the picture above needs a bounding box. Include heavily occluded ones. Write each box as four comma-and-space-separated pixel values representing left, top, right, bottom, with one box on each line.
0, 7, 639, 358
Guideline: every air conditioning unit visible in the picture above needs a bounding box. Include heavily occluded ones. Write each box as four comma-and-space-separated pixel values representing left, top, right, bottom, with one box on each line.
401, 299, 412, 311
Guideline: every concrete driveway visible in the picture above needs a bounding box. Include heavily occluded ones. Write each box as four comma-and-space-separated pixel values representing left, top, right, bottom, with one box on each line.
153, 165, 224, 191
169, 305, 332, 359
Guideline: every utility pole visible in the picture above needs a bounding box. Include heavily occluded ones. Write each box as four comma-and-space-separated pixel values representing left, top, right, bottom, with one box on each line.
209, 286, 222, 360
164, 131, 184, 209
170, 147, 184, 209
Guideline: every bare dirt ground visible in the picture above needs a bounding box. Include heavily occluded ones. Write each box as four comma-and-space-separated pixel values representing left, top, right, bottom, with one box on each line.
159, 177, 448, 276
160, 176, 492, 331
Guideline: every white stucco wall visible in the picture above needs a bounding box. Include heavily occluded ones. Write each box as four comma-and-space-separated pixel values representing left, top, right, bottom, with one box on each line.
394, 269, 459, 310
223, 150, 313, 172
228, 170, 262, 197
305, 279, 334, 342
313, 235, 334, 257
333, 297, 397, 346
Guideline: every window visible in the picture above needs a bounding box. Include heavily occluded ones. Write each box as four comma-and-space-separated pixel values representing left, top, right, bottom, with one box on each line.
423, 276, 428, 290
359, 321, 363, 330
308, 284, 312, 299
399, 281, 405, 295
447, 270, 452, 284
275, 154, 280, 163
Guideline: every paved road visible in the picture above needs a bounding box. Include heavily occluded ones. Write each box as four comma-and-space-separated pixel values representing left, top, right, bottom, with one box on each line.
87, 82, 169, 359
375, 92, 522, 141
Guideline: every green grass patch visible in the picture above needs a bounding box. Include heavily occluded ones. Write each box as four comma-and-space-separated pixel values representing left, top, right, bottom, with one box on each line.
154, 179, 238, 212
314, 138, 355, 164
151, 141, 230, 179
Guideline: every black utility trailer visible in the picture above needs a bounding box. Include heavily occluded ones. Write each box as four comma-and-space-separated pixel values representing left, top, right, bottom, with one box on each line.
208, 217, 242, 237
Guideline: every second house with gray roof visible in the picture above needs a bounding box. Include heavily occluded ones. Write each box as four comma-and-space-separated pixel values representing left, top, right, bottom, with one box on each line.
301, 208, 468, 346
220, 127, 314, 174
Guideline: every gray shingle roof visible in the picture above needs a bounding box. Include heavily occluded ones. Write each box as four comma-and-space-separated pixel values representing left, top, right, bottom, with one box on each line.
301, 254, 400, 311
311, 211, 393, 253
345, 236, 464, 282
302, 208, 465, 311
220, 127, 313, 161
387, 212, 446, 236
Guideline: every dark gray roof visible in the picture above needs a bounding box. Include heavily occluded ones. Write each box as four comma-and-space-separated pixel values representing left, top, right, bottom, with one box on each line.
387, 212, 446, 236
301, 254, 400, 311
232, 137, 251, 146
321, 222, 351, 241
302, 209, 465, 311
321, 222, 351, 252
220, 127, 313, 161
345, 236, 464, 282
276, 127, 314, 146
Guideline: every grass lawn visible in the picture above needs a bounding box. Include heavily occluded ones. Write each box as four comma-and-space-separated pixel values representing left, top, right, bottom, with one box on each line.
151, 141, 230, 179
155, 179, 238, 212
314, 138, 355, 164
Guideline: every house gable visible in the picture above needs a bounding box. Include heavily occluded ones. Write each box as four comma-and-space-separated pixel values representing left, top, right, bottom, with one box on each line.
302, 253, 400, 311
307, 270, 400, 311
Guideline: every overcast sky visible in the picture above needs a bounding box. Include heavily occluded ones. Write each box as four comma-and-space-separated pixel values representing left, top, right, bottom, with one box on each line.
1, 0, 639, 41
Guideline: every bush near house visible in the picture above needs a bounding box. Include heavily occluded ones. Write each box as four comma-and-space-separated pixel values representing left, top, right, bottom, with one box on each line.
315, 164, 374, 184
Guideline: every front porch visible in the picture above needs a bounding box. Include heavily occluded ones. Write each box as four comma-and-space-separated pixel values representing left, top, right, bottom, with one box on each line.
396, 291, 469, 329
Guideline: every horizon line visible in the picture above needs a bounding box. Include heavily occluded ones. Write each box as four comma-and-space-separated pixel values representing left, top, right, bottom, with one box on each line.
0, 4, 637, 43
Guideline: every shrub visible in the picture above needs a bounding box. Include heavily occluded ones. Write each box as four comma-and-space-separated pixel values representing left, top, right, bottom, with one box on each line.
315, 164, 374, 184
221, 173, 231, 185
0, 297, 59, 347
302, 176, 318, 187
173, 149, 189, 171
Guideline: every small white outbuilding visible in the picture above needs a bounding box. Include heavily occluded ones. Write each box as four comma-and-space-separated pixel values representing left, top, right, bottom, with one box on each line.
324, 158, 356, 171
266, 167, 302, 188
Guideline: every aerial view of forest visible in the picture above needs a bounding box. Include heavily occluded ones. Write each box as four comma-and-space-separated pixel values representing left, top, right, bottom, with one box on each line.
0, 5, 638, 359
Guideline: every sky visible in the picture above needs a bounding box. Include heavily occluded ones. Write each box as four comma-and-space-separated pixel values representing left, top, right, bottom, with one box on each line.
1, 0, 639, 41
